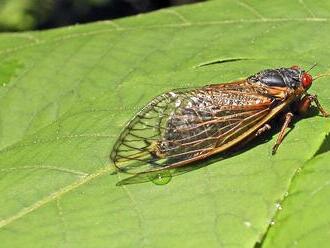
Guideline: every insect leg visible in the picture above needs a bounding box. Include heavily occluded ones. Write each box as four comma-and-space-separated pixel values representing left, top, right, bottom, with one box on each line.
255, 124, 271, 137
272, 112, 294, 155
298, 94, 329, 117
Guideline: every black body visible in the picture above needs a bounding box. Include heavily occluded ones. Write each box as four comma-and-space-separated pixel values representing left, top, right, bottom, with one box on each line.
249, 68, 303, 88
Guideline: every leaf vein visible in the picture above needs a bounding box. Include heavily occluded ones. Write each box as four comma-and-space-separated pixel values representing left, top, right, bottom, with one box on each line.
0, 165, 88, 176
0, 165, 113, 229
0, 18, 327, 56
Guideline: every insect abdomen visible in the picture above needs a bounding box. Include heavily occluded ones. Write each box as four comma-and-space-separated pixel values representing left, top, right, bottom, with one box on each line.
155, 88, 272, 161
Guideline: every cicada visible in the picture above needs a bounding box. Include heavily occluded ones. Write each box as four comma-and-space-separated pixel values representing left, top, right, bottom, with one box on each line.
111, 66, 329, 185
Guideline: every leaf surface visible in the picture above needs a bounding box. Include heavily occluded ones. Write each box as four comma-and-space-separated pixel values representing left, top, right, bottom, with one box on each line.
0, 0, 330, 247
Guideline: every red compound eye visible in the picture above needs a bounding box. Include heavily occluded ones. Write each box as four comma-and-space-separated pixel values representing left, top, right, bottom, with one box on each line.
291, 65, 300, 70
302, 73, 313, 89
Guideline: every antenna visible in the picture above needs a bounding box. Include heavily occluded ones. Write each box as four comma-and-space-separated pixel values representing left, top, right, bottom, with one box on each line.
306, 63, 317, 73
314, 73, 330, 81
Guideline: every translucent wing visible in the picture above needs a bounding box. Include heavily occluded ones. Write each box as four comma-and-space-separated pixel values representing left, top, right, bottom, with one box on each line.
110, 81, 275, 175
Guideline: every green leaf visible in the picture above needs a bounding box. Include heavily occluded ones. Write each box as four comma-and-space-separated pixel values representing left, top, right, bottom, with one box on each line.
0, 0, 330, 247
263, 149, 330, 247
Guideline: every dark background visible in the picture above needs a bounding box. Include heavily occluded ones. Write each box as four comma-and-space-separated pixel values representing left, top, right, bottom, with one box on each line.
0, 0, 203, 32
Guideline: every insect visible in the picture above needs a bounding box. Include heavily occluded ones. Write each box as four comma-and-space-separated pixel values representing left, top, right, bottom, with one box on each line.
111, 65, 329, 185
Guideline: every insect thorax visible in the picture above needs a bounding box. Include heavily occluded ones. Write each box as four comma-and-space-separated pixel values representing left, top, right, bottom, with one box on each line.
249, 68, 302, 88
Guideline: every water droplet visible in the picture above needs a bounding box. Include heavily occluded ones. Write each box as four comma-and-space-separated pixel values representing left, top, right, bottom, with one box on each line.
149, 171, 172, 185
284, 191, 289, 197
270, 220, 275, 225
244, 221, 251, 228
275, 202, 282, 210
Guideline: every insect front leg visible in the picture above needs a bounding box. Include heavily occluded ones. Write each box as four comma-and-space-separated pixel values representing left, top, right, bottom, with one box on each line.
297, 94, 329, 117
272, 112, 294, 155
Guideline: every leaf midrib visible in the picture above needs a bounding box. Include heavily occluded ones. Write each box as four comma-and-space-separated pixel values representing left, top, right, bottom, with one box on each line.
0, 164, 114, 229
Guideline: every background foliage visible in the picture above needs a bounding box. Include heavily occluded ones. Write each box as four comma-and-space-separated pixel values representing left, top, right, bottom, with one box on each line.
0, 0, 201, 31
0, 0, 330, 247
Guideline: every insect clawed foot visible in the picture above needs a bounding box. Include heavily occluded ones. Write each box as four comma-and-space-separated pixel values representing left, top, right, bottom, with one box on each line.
272, 144, 279, 155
